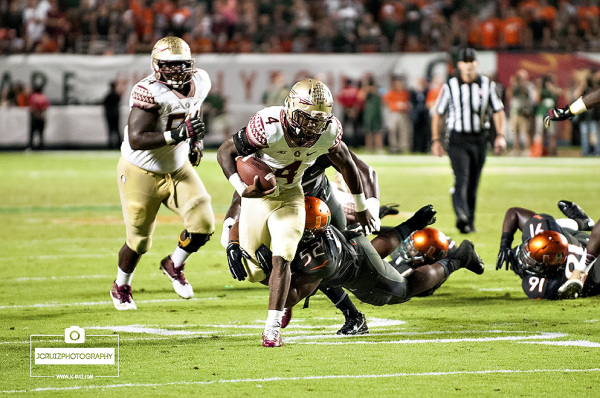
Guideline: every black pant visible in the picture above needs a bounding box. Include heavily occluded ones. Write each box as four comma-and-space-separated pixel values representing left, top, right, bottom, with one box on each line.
29, 116, 45, 149
447, 133, 488, 228
105, 112, 121, 149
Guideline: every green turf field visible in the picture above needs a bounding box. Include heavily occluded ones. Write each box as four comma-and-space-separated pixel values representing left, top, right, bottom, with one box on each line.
1, 151, 600, 397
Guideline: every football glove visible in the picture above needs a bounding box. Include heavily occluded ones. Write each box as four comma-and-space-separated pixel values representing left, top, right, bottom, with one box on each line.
544, 106, 572, 128
496, 232, 515, 270
189, 138, 203, 166
226, 241, 248, 281
379, 203, 400, 219
405, 204, 437, 231
255, 244, 273, 274
168, 116, 205, 144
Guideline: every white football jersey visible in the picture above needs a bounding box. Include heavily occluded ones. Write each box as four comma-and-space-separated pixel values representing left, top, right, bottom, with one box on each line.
244, 106, 342, 195
121, 69, 211, 173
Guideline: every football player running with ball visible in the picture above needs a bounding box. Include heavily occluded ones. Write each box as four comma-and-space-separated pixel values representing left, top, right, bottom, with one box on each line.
496, 201, 600, 299
221, 151, 385, 336
217, 78, 376, 347
111, 37, 215, 310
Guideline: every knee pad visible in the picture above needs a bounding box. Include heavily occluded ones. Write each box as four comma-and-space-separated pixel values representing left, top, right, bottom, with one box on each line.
178, 230, 212, 253
129, 236, 151, 255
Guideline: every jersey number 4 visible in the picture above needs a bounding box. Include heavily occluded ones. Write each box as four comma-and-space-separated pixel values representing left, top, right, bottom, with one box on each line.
274, 160, 302, 184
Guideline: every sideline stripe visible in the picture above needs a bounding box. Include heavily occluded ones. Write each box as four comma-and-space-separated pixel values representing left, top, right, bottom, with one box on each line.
3, 368, 600, 394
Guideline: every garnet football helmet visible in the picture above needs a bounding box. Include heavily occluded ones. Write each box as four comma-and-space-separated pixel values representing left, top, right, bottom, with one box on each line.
284, 79, 333, 137
304, 196, 331, 232
151, 36, 196, 89
399, 227, 450, 266
518, 230, 569, 276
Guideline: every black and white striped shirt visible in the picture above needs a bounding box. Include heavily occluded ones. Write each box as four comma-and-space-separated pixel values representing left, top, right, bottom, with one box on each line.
434, 75, 504, 134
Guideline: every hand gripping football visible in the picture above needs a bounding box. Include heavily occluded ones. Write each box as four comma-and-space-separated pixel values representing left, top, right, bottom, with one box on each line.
236, 156, 276, 191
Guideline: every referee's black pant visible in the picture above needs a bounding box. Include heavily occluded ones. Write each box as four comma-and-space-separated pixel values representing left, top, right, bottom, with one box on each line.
447, 132, 487, 230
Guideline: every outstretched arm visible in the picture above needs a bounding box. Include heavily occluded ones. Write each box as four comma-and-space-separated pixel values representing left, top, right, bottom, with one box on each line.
496, 207, 535, 270
544, 88, 600, 127
371, 205, 437, 258
327, 142, 376, 234
501, 207, 536, 235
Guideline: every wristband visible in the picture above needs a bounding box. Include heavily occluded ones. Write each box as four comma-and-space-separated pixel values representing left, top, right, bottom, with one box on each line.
569, 97, 588, 115
164, 131, 175, 145
353, 193, 367, 212
432, 138, 440, 142
220, 217, 237, 249
365, 197, 380, 217
228, 173, 248, 197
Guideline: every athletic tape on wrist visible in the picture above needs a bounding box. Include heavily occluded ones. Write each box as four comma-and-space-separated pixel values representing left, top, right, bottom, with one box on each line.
164, 131, 175, 145
353, 193, 367, 212
228, 173, 248, 197
569, 97, 588, 115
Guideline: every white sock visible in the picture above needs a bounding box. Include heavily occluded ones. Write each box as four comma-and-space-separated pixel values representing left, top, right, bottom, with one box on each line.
116, 267, 134, 286
556, 218, 578, 231
171, 247, 191, 269
265, 309, 284, 330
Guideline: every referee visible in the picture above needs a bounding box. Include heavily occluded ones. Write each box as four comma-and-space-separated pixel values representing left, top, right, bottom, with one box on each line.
431, 48, 506, 234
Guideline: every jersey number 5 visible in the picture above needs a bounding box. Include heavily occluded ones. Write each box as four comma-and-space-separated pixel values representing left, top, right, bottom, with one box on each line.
300, 240, 326, 268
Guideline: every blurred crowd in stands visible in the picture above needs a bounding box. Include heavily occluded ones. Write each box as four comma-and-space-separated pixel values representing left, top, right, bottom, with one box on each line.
2, 0, 600, 155
1, 0, 599, 55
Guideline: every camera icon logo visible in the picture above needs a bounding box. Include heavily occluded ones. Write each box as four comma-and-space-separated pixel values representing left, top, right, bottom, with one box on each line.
64, 326, 85, 344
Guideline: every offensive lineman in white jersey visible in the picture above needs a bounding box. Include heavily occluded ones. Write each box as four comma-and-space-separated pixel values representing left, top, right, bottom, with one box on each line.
111, 36, 215, 310
217, 78, 377, 347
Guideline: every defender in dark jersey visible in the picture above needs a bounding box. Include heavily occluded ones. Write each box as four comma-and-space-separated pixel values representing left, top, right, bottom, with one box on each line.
496, 204, 600, 300
282, 200, 485, 309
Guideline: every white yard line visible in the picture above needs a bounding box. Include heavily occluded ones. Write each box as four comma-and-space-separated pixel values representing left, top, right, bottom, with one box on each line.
3, 368, 600, 394
0, 297, 222, 310
294, 332, 568, 345
13, 275, 109, 282
519, 340, 600, 347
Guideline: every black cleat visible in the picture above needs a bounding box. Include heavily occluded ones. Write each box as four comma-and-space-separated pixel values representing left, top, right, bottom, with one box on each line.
455, 240, 485, 275
456, 217, 472, 234
557, 279, 583, 299
406, 205, 437, 231
558, 200, 595, 231
337, 312, 369, 335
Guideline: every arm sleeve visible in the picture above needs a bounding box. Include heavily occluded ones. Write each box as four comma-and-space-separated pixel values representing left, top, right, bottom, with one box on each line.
232, 127, 257, 156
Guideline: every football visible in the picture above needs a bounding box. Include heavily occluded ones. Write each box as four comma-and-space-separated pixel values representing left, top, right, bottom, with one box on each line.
236, 156, 276, 191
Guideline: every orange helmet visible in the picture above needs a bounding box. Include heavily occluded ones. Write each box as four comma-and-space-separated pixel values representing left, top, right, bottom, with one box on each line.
304, 196, 331, 231
400, 227, 450, 265
518, 230, 568, 276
